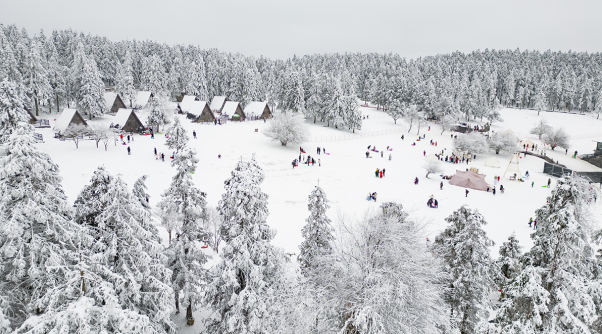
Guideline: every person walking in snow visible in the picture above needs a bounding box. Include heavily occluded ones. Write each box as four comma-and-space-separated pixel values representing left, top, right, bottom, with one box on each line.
382, 168, 386, 177
375, 168, 380, 177
127, 135, 130, 143
322, 147, 326, 154
154, 147, 157, 155
401, 135, 404, 140
414, 177, 419, 185
465, 189, 469, 197
379, 170, 383, 178
529, 218, 533, 228
389, 154, 392, 161
440, 182, 443, 190
547, 178, 551, 187
500, 185, 505, 193
193, 130, 197, 139
317, 147, 321, 155
423, 150, 426, 157
492, 187, 496, 195
127, 146, 131, 155
161, 153, 165, 162
292, 159, 296, 169
533, 219, 537, 230
318, 159, 321, 166
381, 151, 384, 158
366, 151, 370, 158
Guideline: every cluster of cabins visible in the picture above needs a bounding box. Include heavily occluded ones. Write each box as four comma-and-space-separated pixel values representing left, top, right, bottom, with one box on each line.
50, 91, 272, 136
177, 95, 272, 123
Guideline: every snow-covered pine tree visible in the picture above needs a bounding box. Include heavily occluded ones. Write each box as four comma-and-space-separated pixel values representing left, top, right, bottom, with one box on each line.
313, 202, 449, 333
488, 132, 518, 154
494, 175, 602, 333
263, 111, 309, 146
73, 166, 113, 228
184, 58, 209, 101
141, 54, 166, 96
115, 51, 136, 108
298, 186, 334, 277
204, 157, 286, 334
78, 56, 105, 120
387, 100, 405, 124
494, 232, 522, 300
344, 94, 362, 133
0, 125, 78, 329
0, 78, 30, 144
433, 205, 495, 334
147, 95, 171, 132
165, 116, 189, 153
132, 175, 151, 211
23, 40, 51, 116
159, 147, 209, 324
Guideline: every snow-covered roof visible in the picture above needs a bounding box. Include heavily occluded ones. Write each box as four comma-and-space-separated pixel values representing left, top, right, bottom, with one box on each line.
221, 101, 240, 115
503, 128, 519, 141
54, 109, 78, 132
210, 96, 226, 111
188, 101, 210, 117
180, 95, 197, 112
112, 109, 133, 128
135, 91, 152, 108
244, 101, 267, 114
104, 92, 117, 109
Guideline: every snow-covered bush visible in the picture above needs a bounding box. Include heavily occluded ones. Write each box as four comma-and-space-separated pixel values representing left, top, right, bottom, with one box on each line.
453, 132, 489, 154
488, 132, 518, 154
544, 126, 570, 150
423, 159, 443, 178
263, 111, 309, 146
313, 203, 449, 333
62, 124, 90, 149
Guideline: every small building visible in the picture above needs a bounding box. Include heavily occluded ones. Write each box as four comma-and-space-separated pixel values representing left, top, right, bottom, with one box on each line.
104, 92, 127, 114
111, 109, 144, 133
188, 101, 215, 123
210, 96, 227, 113
244, 102, 272, 119
222, 101, 245, 121
24, 107, 37, 124
179, 95, 198, 114
134, 91, 154, 109
53, 109, 88, 133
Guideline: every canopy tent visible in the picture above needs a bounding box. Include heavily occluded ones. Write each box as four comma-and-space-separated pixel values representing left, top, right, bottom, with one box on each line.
503, 128, 519, 142
449, 170, 491, 191
484, 157, 501, 168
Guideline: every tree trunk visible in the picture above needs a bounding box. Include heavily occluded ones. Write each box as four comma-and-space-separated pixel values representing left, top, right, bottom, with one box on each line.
35, 95, 39, 116
168, 230, 172, 244
313, 116, 316, 123
174, 289, 180, 314
56, 95, 60, 114
186, 299, 194, 326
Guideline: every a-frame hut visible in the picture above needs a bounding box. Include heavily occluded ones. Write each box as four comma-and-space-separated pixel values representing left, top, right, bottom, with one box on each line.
188, 101, 215, 123
179, 95, 198, 113
104, 92, 127, 114
53, 109, 88, 133
210, 96, 227, 113
134, 91, 154, 109
223, 101, 245, 121
111, 109, 144, 133
244, 102, 272, 119
24, 107, 37, 124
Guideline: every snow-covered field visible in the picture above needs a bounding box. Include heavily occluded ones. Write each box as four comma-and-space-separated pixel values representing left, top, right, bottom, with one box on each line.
35, 106, 602, 258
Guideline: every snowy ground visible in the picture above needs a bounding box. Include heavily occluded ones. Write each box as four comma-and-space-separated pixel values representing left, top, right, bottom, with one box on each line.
33, 106, 602, 331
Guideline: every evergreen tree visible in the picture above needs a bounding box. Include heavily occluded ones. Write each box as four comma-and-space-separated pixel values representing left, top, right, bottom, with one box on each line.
73, 166, 113, 228
23, 41, 51, 116
0, 125, 78, 329
141, 54, 166, 95
159, 147, 209, 324
494, 175, 602, 333
204, 157, 286, 334
495, 232, 523, 300
132, 175, 151, 211
165, 116, 189, 153
184, 58, 209, 101
78, 56, 105, 120
147, 95, 171, 132
115, 51, 136, 108
298, 186, 334, 277
433, 205, 495, 334
0, 78, 30, 144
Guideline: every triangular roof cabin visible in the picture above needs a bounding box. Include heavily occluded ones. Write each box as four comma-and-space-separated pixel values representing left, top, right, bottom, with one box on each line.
53, 109, 88, 133
24, 107, 38, 124
179, 95, 198, 113
104, 92, 127, 114
188, 101, 215, 123
222, 101, 245, 121
134, 91, 154, 109
112, 109, 144, 133
210, 96, 227, 113
244, 102, 272, 119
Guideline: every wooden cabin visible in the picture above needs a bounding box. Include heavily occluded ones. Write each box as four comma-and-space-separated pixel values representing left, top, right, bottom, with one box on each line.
222, 102, 245, 121
188, 101, 215, 123
210, 96, 227, 113
104, 92, 127, 114
53, 109, 88, 133
112, 109, 144, 133
244, 102, 272, 119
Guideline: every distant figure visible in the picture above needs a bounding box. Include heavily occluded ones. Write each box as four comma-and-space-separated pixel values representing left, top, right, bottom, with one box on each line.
440, 182, 443, 190
218, 154, 221, 159
127, 146, 131, 155
465, 189, 469, 197
193, 130, 197, 139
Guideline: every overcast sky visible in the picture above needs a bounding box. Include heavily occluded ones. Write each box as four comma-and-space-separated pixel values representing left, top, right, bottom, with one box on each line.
1, 0, 601, 59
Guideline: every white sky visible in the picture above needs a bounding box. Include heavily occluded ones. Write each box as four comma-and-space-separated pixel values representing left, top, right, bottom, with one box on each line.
1, 0, 601, 59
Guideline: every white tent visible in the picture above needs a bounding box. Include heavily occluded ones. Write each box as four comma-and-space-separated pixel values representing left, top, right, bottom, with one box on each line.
503, 129, 519, 142
485, 157, 501, 168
